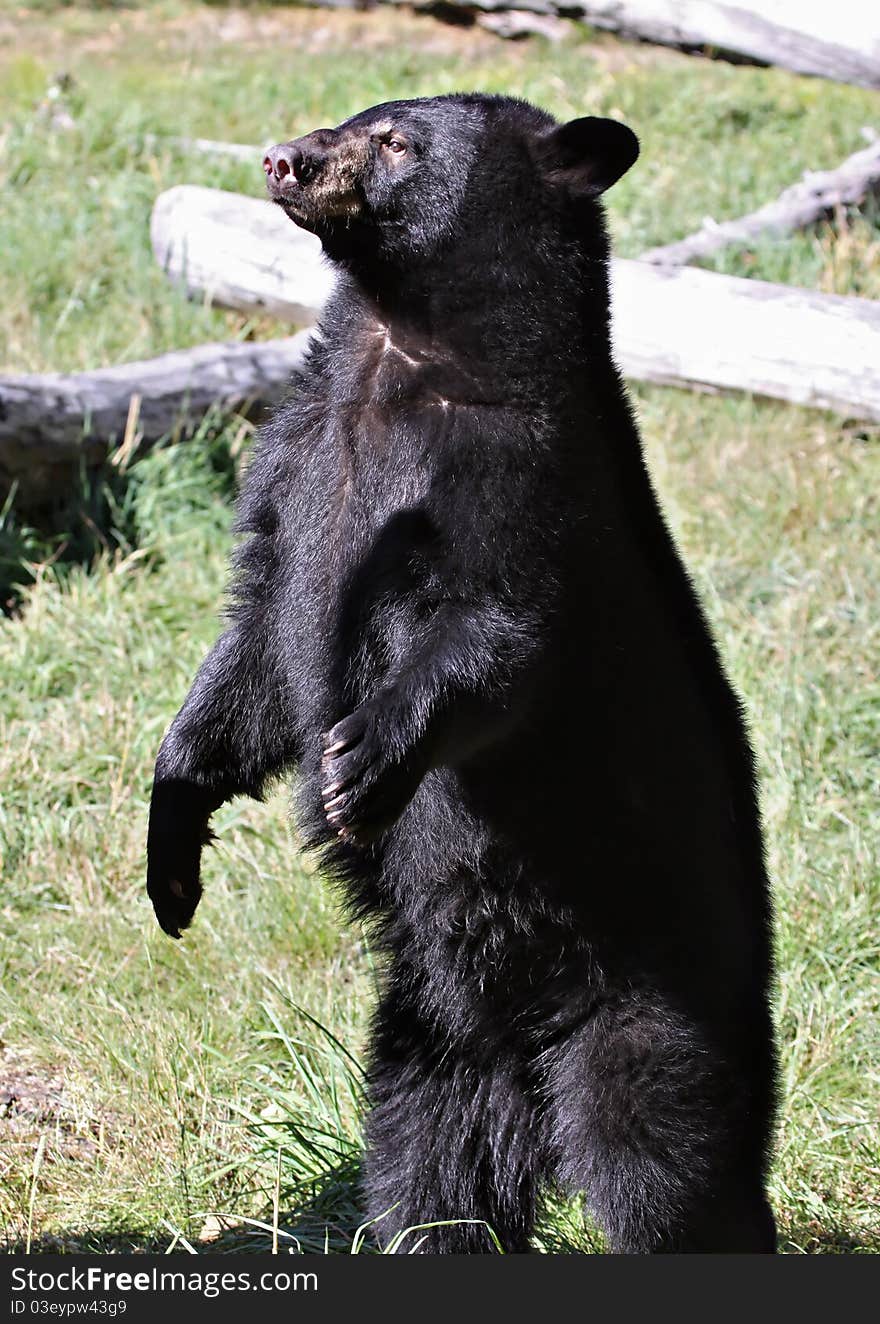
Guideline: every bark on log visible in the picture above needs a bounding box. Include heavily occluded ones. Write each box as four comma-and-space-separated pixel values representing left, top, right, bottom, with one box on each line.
0, 333, 313, 506
146, 185, 880, 423
392, 0, 880, 89
643, 135, 880, 265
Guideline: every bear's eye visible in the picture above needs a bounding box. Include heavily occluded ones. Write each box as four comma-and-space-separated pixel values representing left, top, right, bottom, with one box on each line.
384, 138, 407, 156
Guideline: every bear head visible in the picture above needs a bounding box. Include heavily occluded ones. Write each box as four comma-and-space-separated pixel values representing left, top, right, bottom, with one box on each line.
263, 94, 638, 273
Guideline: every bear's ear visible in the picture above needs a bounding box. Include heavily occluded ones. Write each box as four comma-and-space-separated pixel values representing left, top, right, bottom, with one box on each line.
536, 116, 639, 197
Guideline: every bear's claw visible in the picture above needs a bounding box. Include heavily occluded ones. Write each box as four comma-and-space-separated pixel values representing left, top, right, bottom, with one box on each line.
319, 703, 424, 846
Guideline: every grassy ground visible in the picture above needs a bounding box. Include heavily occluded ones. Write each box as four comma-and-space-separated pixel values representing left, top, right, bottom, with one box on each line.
1, 2, 878, 1254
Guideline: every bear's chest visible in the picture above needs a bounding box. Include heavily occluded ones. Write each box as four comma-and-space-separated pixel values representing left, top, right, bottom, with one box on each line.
274, 373, 447, 702
329, 319, 464, 421
353, 323, 424, 400
307, 323, 462, 548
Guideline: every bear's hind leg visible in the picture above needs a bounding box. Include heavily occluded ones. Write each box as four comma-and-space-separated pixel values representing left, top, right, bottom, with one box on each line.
362, 997, 544, 1254
546, 995, 776, 1254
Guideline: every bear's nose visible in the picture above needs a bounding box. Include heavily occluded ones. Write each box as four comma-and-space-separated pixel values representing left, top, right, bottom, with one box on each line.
263, 143, 304, 184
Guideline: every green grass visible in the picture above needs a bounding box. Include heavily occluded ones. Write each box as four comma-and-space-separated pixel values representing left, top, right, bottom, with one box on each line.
1, 2, 878, 1254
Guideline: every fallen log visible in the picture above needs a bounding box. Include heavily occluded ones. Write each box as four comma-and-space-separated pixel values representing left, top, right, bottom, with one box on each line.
147, 185, 880, 423
609, 261, 880, 421
0, 332, 313, 506
643, 135, 880, 265
151, 185, 335, 325
476, 10, 570, 41
392, 0, 880, 89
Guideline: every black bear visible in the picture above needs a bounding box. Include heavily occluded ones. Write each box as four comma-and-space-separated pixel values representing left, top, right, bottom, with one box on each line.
147, 94, 777, 1253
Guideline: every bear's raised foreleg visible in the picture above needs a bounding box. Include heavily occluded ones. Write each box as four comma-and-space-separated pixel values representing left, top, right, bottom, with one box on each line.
147, 625, 298, 937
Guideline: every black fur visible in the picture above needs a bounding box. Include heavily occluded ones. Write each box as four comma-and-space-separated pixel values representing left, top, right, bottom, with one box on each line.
148, 94, 777, 1253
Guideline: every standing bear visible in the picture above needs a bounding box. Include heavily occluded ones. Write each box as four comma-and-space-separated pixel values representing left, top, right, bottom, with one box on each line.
147, 94, 778, 1253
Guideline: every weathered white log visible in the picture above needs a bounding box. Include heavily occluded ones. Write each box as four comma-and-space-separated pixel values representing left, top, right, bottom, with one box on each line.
148, 186, 880, 422
151, 185, 336, 326
476, 10, 570, 41
643, 135, 880, 265
388, 0, 880, 88
609, 261, 880, 420
0, 333, 313, 505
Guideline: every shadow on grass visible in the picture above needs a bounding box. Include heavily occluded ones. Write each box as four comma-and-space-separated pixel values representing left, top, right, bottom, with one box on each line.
9, 1206, 878, 1255
218, 1155, 369, 1255
2, 1155, 602, 1256
3, 1157, 367, 1256
0, 415, 239, 614
1, 1153, 367, 1256
3, 1230, 171, 1255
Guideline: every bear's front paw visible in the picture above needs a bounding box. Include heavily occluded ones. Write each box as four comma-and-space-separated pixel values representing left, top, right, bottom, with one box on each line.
320, 703, 425, 847
146, 785, 214, 938
147, 827, 209, 939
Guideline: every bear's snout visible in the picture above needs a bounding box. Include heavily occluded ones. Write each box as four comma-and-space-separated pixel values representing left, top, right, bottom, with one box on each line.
263, 142, 304, 186
264, 127, 365, 224
263, 128, 342, 193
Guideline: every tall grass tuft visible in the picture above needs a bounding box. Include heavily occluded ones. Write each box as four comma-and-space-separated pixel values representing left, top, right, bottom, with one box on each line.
209, 995, 368, 1253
